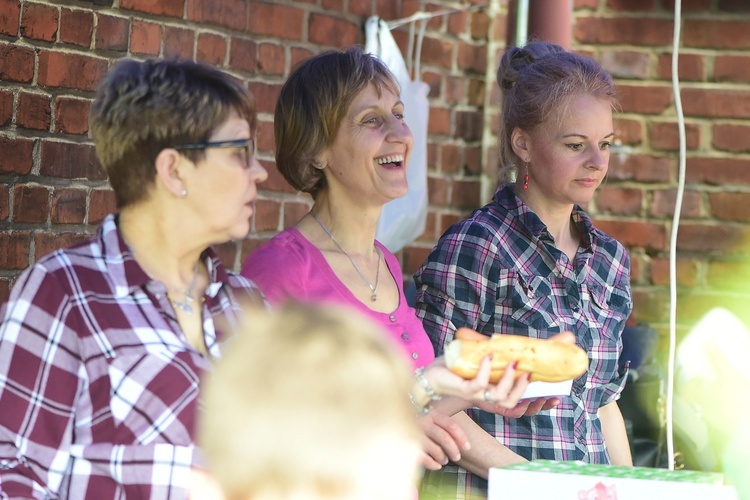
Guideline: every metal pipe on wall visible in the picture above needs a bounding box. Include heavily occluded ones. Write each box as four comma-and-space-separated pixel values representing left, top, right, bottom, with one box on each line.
527, 0, 573, 49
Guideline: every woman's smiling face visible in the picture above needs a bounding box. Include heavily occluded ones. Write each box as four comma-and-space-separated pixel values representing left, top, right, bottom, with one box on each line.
318, 83, 413, 207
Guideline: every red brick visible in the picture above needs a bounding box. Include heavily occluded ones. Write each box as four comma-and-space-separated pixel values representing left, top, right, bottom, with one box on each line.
709, 192, 750, 223
51, 188, 87, 224
439, 213, 463, 235
13, 184, 49, 224
17, 92, 51, 131
20, 3, 58, 42
59, 9, 94, 47
656, 53, 705, 82
54, 97, 90, 135
606, 0, 657, 11
0, 0, 20, 36
682, 88, 750, 119
196, 33, 227, 66
421, 37, 454, 69
282, 201, 309, 228
614, 118, 644, 145
650, 121, 700, 151
593, 220, 667, 251
374, 0, 397, 20
575, 17, 673, 45
240, 236, 271, 265
712, 123, 750, 152
714, 55, 750, 84
35, 232, 92, 262
608, 154, 672, 183
0, 138, 34, 175
0, 183, 8, 221
454, 111, 482, 142
596, 187, 642, 215
490, 11, 508, 41
130, 21, 161, 56
427, 177, 448, 206
309, 13, 359, 47
444, 76, 465, 105
0, 90, 12, 127
467, 78, 484, 107
89, 189, 116, 224
402, 246, 431, 276
164, 26, 195, 59
662, 0, 710, 11
428, 107, 450, 136
120, 0, 183, 18
229, 37, 256, 74
650, 257, 700, 287
256, 121, 274, 156
213, 241, 239, 270
95, 14, 129, 52
290, 47, 313, 70
0, 43, 35, 83
247, 81, 280, 115
0, 278, 9, 305
470, 10, 490, 39
446, 9, 467, 36
650, 189, 701, 218
260, 160, 296, 194
630, 288, 668, 324
686, 157, 750, 186
600, 50, 650, 79
0, 231, 31, 270
457, 41, 486, 74
464, 146, 482, 176
38, 51, 108, 92
248, 3, 304, 41
422, 71, 441, 99
416, 212, 437, 242
617, 84, 674, 114
40, 142, 106, 180
348, 0, 371, 16
252, 199, 280, 231
684, 19, 750, 50
426, 143, 438, 171
451, 179, 481, 209
676, 223, 750, 252
257, 43, 285, 76
188, 0, 245, 31
440, 144, 461, 174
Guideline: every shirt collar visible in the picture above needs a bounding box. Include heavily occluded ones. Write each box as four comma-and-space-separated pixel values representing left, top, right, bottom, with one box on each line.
100, 213, 233, 299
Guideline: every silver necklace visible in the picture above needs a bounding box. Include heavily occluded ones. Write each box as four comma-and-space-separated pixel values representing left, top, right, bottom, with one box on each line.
168, 261, 200, 314
310, 210, 381, 301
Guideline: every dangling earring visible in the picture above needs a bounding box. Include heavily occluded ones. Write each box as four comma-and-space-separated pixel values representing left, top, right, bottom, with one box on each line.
522, 162, 529, 191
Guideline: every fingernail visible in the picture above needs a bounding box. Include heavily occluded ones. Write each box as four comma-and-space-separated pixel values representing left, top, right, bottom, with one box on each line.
526, 372, 532, 381
511, 361, 518, 369
442, 457, 450, 465
452, 454, 461, 462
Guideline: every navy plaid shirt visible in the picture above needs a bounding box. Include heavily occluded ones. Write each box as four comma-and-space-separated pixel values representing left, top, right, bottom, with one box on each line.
415, 185, 632, 498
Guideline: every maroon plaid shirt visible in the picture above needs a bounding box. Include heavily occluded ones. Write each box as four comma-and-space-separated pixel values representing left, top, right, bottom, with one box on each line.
0, 214, 264, 499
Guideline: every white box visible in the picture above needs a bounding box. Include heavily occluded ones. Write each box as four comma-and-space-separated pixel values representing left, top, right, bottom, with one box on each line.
489, 460, 738, 500
520, 379, 573, 399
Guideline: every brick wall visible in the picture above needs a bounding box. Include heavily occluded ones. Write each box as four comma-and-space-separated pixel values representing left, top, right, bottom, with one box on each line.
2, 0, 750, 346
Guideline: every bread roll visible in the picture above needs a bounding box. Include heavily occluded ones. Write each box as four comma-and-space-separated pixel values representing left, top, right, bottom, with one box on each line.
444, 329, 589, 383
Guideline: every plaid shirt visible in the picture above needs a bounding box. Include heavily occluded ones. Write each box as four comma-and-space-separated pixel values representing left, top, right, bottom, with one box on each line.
414, 186, 632, 498
0, 214, 264, 500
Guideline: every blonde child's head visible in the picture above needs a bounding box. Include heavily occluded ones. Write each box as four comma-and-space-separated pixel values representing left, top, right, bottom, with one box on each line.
198, 301, 422, 500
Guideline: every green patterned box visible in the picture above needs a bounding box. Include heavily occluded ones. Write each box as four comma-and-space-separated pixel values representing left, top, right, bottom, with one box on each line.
489, 460, 738, 499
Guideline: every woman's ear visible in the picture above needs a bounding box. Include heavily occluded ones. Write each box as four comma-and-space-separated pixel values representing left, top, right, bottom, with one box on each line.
510, 127, 531, 163
154, 148, 188, 198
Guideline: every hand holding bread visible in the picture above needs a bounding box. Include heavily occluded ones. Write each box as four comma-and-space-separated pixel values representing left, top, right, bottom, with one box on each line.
444, 328, 589, 383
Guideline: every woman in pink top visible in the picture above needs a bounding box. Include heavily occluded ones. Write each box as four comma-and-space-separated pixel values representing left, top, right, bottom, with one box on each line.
241, 46, 539, 472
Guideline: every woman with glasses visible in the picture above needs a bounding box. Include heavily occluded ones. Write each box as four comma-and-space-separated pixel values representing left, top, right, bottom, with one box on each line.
0, 58, 267, 498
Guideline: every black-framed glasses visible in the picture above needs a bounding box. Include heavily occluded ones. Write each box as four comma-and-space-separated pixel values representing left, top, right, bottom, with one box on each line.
173, 138, 256, 167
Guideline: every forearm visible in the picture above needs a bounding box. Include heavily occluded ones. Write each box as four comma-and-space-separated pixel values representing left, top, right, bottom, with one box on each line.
599, 401, 633, 466
450, 411, 526, 479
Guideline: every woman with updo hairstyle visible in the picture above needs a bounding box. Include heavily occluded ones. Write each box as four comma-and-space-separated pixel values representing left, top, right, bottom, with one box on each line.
415, 41, 633, 498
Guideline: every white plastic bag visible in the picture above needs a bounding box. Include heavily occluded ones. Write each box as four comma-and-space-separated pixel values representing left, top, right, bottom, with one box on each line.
365, 16, 429, 254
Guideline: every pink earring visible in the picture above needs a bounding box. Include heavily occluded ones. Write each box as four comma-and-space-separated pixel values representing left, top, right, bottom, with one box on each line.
523, 163, 529, 191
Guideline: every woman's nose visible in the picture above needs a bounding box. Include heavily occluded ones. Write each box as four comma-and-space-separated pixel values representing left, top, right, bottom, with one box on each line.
248, 157, 268, 183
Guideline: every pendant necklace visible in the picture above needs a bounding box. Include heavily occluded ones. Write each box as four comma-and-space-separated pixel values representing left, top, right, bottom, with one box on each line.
310, 210, 381, 301
168, 261, 200, 314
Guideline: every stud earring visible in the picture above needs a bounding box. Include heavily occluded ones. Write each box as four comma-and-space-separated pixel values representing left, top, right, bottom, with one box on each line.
180, 189, 188, 197
313, 161, 325, 170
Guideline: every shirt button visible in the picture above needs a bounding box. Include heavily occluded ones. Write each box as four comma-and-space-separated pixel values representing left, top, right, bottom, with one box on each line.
572, 306, 580, 313
401, 333, 409, 340
389, 315, 397, 322
412, 352, 419, 360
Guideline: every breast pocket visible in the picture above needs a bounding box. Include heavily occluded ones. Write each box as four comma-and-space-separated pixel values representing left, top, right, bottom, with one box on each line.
106, 348, 205, 446
586, 282, 631, 340
497, 271, 559, 334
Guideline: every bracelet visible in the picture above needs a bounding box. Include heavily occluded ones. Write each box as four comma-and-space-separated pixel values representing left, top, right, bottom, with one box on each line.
409, 391, 432, 417
415, 367, 442, 402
